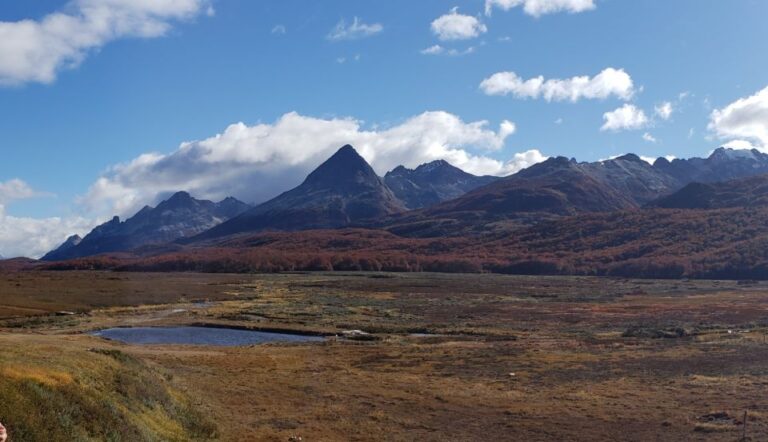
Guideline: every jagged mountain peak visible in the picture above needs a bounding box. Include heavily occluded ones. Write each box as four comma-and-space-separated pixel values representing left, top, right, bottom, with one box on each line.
303, 145, 379, 188
63, 234, 82, 245
514, 156, 573, 178
190, 145, 406, 240
612, 153, 645, 163
41, 192, 250, 261
155, 191, 199, 210
383, 159, 499, 210
415, 159, 452, 172
708, 146, 763, 162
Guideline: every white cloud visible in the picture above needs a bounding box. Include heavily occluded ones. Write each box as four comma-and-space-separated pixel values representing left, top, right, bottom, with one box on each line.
421, 45, 445, 55
0, 205, 94, 259
722, 139, 760, 151
431, 7, 487, 41
639, 155, 675, 165
485, 0, 596, 17
0, 179, 44, 204
642, 132, 657, 143
708, 85, 768, 150
601, 154, 675, 165
327, 17, 383, 41
271, 25, 286, 35
80, 111, 530, 217
0, 0, 211, 86
480, 68, 635, 102
502, 149, 548, 174
601, 104, 649, 132
655, 102, 673, 120
0, 179, 93, 258
420, 44, 477, 56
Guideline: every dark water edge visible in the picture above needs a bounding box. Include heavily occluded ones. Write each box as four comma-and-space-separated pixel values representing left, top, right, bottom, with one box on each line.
91, 326, 324, 346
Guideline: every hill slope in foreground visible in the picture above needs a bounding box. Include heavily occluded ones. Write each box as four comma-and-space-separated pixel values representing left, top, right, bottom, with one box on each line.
46, 205, 768, 280
0, 334, 216, 441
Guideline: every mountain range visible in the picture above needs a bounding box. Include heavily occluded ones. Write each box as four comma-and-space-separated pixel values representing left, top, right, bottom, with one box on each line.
42, 192, 250, 261
40, 144, 768, 279
384, 160, 498, 209
192, 145, 406, 241
383, 147, 768, 237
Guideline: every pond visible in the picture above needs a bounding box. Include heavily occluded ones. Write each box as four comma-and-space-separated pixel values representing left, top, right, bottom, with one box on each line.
91, 326, 324, 346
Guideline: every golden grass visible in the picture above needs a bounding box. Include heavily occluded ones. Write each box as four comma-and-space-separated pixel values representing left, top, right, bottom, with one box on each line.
1, 366, 74, 387
0, 334, 216, 441
4, 271, 768, 440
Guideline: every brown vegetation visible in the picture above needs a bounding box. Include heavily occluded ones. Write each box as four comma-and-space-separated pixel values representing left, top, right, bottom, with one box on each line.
3, 272, 768, 440
40, 206, 768, 280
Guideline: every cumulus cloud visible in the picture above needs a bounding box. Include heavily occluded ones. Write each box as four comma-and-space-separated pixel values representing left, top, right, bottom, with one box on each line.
639, 155, 675, 165
0, 206, 95, 259
708, 85, 768, 150
0, 179, 45, 204
480, 68, 635, 102
503, 149, 548, 174
420, 44, 477, 56
642, 132, 657, 143
485, 0, 596, 17
421, 45, 445, 55
0, 0, 211, 86
601, 104, 649, 132
327, 17, 383, 41
80, 111, 535, 216
601, 154, 675, 165
721, 139, 760, 150
0, 179, 92, 258
431, 7, 487, 41
655, 102, 673, 120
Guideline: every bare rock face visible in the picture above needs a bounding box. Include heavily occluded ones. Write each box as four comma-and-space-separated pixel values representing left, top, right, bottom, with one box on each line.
384, 160, 498, 210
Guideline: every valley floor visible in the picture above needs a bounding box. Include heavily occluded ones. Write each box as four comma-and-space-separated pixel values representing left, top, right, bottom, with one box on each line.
1, 272, 768, 440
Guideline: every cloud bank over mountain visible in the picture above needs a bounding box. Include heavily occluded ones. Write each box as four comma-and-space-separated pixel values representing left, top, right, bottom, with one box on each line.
709, 85, 768, 151
81, 111, 542, 217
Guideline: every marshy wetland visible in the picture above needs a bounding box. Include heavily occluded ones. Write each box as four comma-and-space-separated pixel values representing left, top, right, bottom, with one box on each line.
2, 271, 768, 440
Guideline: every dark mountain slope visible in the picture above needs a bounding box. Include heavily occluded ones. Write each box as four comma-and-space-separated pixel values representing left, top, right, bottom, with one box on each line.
431, 157, 637, 216
382, 148, 768, 238
192, 145, 406, 240
384, 160, 499, 209
654, 147, 768, 184
41, 192, 250, 261
650, 173, 768, 209
380, 157, 647, 237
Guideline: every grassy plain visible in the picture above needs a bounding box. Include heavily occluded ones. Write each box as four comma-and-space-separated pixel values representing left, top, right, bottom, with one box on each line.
2, 271, 768, 440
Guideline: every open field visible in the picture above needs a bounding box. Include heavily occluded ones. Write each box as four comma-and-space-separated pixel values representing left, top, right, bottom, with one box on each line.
2, 271, 768, 440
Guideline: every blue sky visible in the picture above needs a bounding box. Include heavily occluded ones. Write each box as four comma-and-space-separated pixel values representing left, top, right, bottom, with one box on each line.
1, 0, 767, 257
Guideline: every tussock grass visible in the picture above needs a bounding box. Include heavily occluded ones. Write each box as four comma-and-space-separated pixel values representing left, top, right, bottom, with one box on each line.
0, 336, 216, 441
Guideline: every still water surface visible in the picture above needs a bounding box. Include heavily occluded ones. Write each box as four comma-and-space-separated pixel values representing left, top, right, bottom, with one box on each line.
92, 326, 323, 346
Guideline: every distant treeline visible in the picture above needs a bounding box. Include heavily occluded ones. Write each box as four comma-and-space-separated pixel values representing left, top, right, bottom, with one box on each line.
42, 207, 768, 280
